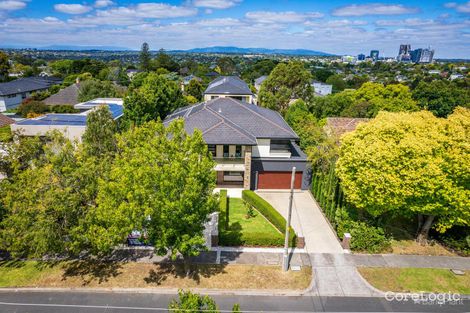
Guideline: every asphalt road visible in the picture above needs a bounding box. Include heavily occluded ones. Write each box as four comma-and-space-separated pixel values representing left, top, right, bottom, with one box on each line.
0, 291, 468, 313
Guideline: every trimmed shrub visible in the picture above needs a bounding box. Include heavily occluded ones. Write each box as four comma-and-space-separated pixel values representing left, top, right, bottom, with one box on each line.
242, 190, 296, 247
17, 100, 48, 117
49, 104, 79, 114
335, 208, 391, 253
219, 230, 284, 247
219, 189, 228, 229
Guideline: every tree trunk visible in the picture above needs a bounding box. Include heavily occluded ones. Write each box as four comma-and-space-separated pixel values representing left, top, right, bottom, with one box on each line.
416, 215, 435, 245
183, 255, 192, 277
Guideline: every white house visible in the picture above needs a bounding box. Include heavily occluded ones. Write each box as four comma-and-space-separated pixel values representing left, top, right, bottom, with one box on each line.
312, 80, 333, 96
11, 98, 123, 142
0, 77, 62, 112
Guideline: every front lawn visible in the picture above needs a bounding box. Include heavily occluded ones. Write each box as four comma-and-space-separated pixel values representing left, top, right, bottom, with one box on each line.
0, 260, 311, 290
358, 267, 470, 294
219, 198, 284, 247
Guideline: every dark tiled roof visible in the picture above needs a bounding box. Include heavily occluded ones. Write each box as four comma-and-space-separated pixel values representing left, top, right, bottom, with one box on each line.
164, 98, 298, 145
325, 117, 370, 138
0, 77, 62, 96
255, 75, 268, 85
43, 83, 80, 106
0, 113, 15, 127
204, 76, 253, 95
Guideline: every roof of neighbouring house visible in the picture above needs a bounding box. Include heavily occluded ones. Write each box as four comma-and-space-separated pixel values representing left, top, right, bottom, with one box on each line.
0, 77, 63, 96
13, 98, 123, 127
255, 75, 268, 86
0, 113, 15, 127
164, 97, 298, 145
183, 75, 202, 83
204, 76, 253, 95
43, 83, 80, 106
325, 117, 370, 138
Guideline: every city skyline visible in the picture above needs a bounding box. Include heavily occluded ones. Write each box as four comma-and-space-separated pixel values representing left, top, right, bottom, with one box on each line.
0, 0, 469, 58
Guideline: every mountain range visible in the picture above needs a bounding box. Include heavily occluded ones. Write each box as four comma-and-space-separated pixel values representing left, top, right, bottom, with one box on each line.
173, 46, 334, 56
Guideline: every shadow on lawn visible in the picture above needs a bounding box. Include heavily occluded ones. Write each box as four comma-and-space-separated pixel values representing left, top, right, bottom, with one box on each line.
61, 260, 123, 286
219, 221, 244, 246
144, 263, 227, 285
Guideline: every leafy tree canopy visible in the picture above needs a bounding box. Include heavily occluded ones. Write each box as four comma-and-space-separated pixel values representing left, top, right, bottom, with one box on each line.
259, 61, 314, 114
412, 80, 470, 117
123, 73, 186, 126
336, 108, 470, 241
78, 79, 119, 102
87, 120, 218, 260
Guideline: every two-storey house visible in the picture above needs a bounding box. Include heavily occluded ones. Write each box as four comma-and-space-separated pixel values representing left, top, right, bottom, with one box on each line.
203, 76, 254, 104
164, 97, 310, 190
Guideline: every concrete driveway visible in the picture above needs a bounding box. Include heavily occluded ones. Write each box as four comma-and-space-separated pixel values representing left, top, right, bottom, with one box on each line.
256, 190, 344, 254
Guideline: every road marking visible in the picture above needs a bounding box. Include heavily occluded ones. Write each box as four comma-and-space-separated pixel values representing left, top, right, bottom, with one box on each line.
0, 301, 316, 313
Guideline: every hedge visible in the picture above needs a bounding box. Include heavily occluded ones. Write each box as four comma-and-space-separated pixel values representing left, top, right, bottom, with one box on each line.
219, 231, 284, 247
219, 189, 228, 229
242, 190, 296, 247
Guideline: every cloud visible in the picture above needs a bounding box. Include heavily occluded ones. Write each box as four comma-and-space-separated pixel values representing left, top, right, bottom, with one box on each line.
376, 18, 435, 26
192, 0, 241, 9
97, 3, 197, 19
196, 17, 241, 26
94, 0, 114, 8
445, 1, 470, 13
54, 4, 92, 14
332, 3, 419, 16
0, 0, 26, 11
245, 11, 324, 23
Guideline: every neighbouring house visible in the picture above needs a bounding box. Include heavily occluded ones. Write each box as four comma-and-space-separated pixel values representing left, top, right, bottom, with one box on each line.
450, 73, 464, 80
311, 80, 333, 96
164, 97, 310, 190
203, 76, 254, 104
11, 98, 123, 142
324, 117, 370, 139
0, 77, 63, 112
126, 69, 139, 78
180, 75, 202, 91
43, 83, 80, 106
254, 75, 268, 91
0, 113, 15, 128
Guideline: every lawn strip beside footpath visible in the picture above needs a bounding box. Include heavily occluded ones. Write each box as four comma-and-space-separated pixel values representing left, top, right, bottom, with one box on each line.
358, 267, 470, 294
0, 260, 311, 290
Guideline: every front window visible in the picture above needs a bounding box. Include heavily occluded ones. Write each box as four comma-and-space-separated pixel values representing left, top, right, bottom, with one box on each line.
270, 140, 291, 153
223, 145, 229, 157
208, 144, 216, 157
235, 145, 242, 158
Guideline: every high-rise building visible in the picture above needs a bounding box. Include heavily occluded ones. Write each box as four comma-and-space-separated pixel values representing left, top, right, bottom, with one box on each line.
419, 48, 434, 63
370, 50, 379, 61
358, 53, 366, 61
398, 44, 412, 61
410, 48, 434, 63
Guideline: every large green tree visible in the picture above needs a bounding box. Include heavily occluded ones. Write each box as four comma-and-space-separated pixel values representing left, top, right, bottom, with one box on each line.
185, 79, 204, 101
0, 51, 10, 80
139, 42, 151, 72
336, 109, 470, 242
87, 120, 218, 270
258, 61, 314, 114
123, 73, 186, 126
78, 79, 119, 102
82, 105, 118, 157
412, 80, 470, 117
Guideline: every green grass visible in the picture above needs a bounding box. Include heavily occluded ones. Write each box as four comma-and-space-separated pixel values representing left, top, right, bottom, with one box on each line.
359, 268, 470, 294
0, 125, 12, 142
219, 198, 284, 247
0, 261, 61, 287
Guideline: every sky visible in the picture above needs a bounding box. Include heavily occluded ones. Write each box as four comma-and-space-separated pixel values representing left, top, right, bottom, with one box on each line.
0, 0, 469, 58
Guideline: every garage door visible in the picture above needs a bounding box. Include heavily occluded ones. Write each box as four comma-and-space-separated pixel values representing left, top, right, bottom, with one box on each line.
257, 171, 302, 189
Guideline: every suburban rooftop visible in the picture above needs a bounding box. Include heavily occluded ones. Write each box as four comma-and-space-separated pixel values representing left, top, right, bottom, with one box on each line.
0, 77, 62, 96
204, 76, 253, 95
164, 97, 298, 145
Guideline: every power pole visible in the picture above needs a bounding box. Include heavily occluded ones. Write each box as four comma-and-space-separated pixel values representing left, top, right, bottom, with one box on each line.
282, 166, 296, 272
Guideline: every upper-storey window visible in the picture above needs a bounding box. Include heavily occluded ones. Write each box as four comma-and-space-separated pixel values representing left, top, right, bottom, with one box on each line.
270, 140, 291, 153
235, 145, 242, 158
208, 144, 216, 157
223, 145, 229, 157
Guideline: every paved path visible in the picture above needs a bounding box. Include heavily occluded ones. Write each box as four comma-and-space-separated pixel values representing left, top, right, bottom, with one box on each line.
256, 190, 344, 254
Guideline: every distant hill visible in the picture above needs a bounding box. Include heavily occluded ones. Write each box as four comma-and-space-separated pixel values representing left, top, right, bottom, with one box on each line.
40, 45, 133, 51
172, 46, 334, 56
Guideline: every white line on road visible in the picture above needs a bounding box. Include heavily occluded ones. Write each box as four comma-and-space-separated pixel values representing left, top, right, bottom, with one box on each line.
0, 301, 315, 313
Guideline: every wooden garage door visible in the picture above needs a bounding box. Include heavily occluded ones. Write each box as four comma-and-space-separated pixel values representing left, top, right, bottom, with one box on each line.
257, 171, 302, 189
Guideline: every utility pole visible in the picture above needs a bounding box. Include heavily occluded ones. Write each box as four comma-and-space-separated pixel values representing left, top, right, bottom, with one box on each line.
282, 166, 296, 272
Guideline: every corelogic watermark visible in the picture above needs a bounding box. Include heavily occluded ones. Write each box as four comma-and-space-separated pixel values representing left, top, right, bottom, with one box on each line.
385, 291, 464, 306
